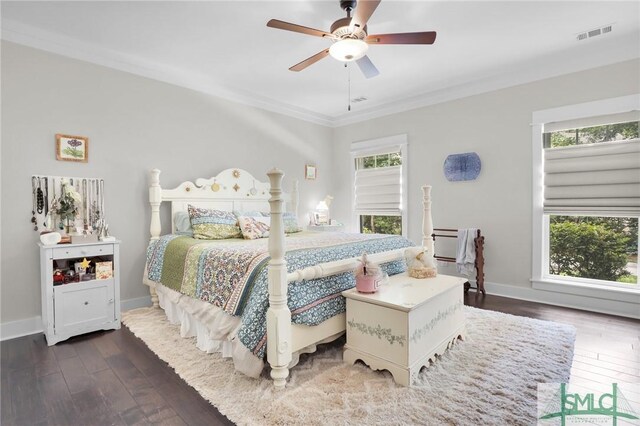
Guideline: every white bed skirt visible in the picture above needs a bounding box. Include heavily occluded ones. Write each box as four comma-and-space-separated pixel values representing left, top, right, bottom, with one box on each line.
152, 282, 335, 378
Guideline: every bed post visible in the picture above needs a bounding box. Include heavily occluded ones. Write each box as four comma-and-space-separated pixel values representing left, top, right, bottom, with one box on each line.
148, 168, 162, 308
267, 168, 292, 388
421, 185, 436, 261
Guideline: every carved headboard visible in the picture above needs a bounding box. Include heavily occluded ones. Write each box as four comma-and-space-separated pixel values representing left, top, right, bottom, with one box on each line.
149, 168, 298, 235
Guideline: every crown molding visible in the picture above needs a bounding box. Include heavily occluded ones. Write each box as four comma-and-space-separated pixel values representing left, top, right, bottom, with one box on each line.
333, 35, 640, 127
1, 19, 335, 127
2, 18, 638, 129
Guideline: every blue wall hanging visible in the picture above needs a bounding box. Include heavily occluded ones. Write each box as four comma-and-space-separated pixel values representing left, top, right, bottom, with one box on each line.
443, 152, 481, 182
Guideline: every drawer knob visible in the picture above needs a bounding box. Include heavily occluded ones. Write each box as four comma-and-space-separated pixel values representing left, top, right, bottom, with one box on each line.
84, 301, 89, 306
108, 299, 114, 304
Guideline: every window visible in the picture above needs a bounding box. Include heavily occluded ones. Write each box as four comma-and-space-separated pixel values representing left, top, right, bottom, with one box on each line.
351, 135, 407, 236
533, 96, 640, 293
360, 215, 403, 235
543, 121, 639, 287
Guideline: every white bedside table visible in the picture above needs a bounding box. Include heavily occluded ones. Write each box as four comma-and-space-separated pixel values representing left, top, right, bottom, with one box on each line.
308, 224, 344, 232
342, 273, 466, 386
39, 240, 121, 345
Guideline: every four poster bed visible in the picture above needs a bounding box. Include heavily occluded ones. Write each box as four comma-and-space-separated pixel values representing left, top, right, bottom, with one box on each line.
143, 167, 436, 388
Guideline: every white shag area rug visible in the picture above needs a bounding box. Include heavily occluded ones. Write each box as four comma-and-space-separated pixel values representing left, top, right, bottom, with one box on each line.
122, 306, 575, 425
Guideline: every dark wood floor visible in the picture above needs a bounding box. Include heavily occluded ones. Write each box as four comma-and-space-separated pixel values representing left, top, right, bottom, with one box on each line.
2, 294, 638, 425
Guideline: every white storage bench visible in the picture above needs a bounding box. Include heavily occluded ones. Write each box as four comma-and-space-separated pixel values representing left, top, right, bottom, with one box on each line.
342, 273, 466, 386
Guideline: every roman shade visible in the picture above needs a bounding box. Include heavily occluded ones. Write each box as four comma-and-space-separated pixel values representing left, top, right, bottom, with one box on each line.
543, 111, 640, 134
543, 138, 640, 215
354, 165, 402, 215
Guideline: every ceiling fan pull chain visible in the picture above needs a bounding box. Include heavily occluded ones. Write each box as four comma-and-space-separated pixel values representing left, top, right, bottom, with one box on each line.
347, 63, 351, 112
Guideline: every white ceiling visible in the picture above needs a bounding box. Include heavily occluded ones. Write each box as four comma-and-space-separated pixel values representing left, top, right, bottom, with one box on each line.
2, 1, 639, 126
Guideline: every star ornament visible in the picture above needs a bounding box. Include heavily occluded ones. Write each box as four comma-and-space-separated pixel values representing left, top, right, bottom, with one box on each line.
80, 257, 91, 269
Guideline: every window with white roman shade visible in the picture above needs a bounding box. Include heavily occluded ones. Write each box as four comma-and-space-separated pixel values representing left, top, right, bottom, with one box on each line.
350, 135, 408, 236
543, 138, 640, 215
354, 164, 402, 215
532, 95, 640, 297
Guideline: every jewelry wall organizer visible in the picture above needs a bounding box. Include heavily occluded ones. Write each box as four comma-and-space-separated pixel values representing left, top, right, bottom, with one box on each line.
30, 175, 113, 243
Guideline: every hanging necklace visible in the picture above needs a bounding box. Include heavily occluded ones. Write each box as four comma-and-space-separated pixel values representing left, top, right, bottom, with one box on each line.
31, 176, 38, 230
36, 178, 44, 214
99, 179, 105, 221
82, 179, 87, 232
43, 177, 49, 228
92, 179, 100, 229
49, 178, 58, 231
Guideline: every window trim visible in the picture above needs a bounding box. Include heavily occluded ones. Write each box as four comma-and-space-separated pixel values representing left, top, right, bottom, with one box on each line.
531, 94, 640, 294
350, 134, 408, 237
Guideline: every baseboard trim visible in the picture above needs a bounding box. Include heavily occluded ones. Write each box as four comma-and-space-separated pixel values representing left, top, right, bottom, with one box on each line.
483, 281, 640, 320
0, 316, 43, 341
0, 295, 153, 341
121, 295, 152, 311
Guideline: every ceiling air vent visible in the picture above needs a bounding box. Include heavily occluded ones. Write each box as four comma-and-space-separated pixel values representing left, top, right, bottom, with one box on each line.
351, 96, 368, 103
588, 28, 602, 37
577, 24, 613, 41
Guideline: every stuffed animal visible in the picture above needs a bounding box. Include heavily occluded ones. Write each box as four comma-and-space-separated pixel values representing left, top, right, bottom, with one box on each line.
405, 247, 437, 279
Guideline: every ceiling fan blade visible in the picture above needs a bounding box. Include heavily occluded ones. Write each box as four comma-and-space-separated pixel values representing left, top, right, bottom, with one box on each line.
289, 49, 331, 72
366, 31, 437, 45
267, 19, 335, 39
356, 55, 380, 79
349, 0, 381, 33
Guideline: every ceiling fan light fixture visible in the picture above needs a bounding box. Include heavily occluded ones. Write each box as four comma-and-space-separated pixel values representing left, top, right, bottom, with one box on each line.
329, 39, 368, 62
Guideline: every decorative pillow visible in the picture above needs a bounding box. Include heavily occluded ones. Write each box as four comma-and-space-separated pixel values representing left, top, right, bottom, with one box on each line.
238, 216, 271, 240
188, 205, 241, 240
233, 210, 266, 218
260, 212, 302, 233
283, 212, 302, 234
174, 211, 193, 236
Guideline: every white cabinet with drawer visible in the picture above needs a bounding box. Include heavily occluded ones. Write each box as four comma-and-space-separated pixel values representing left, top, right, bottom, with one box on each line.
39, 241, 121, 345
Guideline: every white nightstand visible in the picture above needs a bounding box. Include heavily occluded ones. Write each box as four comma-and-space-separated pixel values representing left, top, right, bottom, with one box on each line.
342, 273, 466, 386
39, 240, 121, 345
308, 224, 344, 232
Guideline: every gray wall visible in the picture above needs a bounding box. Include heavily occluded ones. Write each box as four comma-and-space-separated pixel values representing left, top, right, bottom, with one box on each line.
331, 59, 640, 288
2, 39, 639, 325
1, 41, 334, 324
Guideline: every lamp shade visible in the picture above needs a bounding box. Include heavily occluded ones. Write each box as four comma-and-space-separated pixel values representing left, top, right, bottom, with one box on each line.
316, 201, 330, 211
329, 39, 368, 62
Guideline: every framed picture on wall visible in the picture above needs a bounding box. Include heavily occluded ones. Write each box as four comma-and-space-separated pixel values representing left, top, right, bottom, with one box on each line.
56, 134, 89, 163
305, 165, 317, 180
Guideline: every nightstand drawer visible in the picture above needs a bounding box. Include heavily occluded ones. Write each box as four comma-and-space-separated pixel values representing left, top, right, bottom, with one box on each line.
52, 244, 113, 259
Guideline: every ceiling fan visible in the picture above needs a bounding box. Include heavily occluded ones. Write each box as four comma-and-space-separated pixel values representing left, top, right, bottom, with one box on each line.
267, 0, 437, 79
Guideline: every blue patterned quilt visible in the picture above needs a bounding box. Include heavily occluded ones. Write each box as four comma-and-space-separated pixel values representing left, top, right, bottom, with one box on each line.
146, 232, 412, 358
